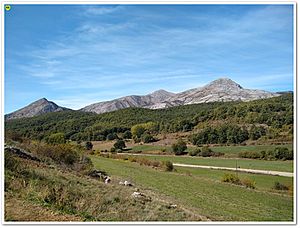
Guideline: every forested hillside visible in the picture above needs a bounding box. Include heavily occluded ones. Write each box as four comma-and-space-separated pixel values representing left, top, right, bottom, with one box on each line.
5, 94, 293, 144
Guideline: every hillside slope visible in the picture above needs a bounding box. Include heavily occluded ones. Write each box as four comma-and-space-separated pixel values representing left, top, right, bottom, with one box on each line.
5, 98, 69, 120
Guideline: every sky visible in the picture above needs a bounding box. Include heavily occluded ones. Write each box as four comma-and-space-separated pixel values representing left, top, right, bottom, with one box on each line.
4, 4, 294, 113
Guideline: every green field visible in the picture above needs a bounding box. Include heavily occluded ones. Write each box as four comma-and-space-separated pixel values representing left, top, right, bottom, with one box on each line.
211, 144, 293, 157
130, 144, 293, 157
91, 156, 293, 221
121, 154, 293, 173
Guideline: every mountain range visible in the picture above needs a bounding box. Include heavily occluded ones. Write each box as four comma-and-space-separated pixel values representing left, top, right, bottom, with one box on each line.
5, 78, 281, 120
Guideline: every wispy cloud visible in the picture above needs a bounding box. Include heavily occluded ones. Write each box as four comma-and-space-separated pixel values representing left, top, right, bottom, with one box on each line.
9, 4, 293, 109
82, 5, 123, 16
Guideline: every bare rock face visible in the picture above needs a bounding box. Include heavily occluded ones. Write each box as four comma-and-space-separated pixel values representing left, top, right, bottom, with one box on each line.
5, 98, 68, 120
169, 78, 279, 104
81, 78, 280, 114
81, 90, 176, 113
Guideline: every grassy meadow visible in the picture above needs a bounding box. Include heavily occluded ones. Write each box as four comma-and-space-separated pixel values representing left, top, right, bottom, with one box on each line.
120, 154, 293, 173
90, 155, 293, 221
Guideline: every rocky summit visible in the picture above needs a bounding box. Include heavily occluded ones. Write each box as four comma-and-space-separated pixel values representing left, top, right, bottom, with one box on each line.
81, 78, 280, 114
5, 98, 68, 120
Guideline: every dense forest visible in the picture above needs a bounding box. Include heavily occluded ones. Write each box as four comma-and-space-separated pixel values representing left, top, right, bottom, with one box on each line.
5, 94, 293, 144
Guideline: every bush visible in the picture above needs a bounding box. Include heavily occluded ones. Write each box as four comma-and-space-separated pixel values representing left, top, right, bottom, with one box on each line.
164, 161, 174, 172
113, 140, 126, 150
141, 133, 155, 143
222, 173, 241, 185
273, 147, 293, 160
200, 146, 213, 157
189, 148, 201, 156
123, 130, 132, 139
160, 148, 167, 153
110, 147, 116, 153
197, 146, 223, 157
172, 139, 187, 155
107, 133, 117, 141
273, 181, 289, 191
85, 141, 93, 150
238, 147, 293, 160
46, 133, 66, 145
242, 178, 256, 189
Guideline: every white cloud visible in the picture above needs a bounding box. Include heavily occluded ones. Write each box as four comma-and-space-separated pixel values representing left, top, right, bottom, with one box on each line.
15, 5, 293, 105
83, 6, 122, 16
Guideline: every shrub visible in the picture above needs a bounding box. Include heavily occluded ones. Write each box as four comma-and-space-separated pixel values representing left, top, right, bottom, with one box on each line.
238, 147, 293, 160
110, 147, 116, 153
113, 140, 126, 150
141, 133, 155, 143
222, 173, 241, 185
242, 178, 256, 189
160, 148, 167, 153
198, 146, 224, 157
172, 139, 187, 155
85, 141, 93, 150
152, 161, 160, 168
55, 144, 80, 165
107, 133, 117, 140
46, 133, 66, 145
273, 147, 293, 160
238, 151, 261, 159
123, 130, 132, 139
189, 148, 201, 156
273, 181, 289, 191
164, 161, 174, 172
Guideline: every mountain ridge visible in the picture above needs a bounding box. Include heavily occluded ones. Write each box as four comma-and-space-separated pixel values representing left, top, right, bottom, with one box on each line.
6, 78, 281, 119
81, 77, 280, 114
5, 98, 69, 120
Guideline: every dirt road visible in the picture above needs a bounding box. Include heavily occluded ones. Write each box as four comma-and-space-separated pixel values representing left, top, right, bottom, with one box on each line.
173, 163, 293, 177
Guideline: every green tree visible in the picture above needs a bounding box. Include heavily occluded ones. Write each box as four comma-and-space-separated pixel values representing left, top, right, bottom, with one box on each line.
123, 130, 132, 139
172, 139, 187, 155
85, 141, 93, 150
46, 133, 66, 144
114, 139, 126, 150
107, 133, 117, 140
131, 125, 145, 138
141, 133, 155, 143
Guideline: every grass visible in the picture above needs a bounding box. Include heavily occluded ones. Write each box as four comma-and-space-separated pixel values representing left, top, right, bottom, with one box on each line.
91, 156, 293, 221
211, 144, 293, 157
5, 152, 201, 221
131, 144, 173, 153
120, 154, 293, 173
174, 167, 293, 192
130, 143, 293, 156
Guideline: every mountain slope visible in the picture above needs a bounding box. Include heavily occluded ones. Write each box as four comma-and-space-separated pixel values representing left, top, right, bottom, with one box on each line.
81, 89, 176, 114
81, 78, 280, 114
169, 78, 280, 104
5, 98, 68, 120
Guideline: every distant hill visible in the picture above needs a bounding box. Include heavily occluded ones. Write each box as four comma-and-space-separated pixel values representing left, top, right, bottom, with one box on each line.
5, 98, 69, 120
81, 78, 280, 114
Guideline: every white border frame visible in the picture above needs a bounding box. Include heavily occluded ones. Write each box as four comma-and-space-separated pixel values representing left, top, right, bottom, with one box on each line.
0, 0, 297, 225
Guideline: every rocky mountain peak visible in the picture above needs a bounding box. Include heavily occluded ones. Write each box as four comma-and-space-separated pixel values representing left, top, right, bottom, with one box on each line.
5, 98, 68, 120
149, 89, 175, 98
206, 78, 243, 90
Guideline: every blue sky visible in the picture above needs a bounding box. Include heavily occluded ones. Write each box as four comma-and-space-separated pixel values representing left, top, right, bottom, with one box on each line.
5, 4, 294, 113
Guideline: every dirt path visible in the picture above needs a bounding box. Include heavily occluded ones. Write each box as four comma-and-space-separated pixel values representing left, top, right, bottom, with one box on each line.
173, 163, 293, 177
